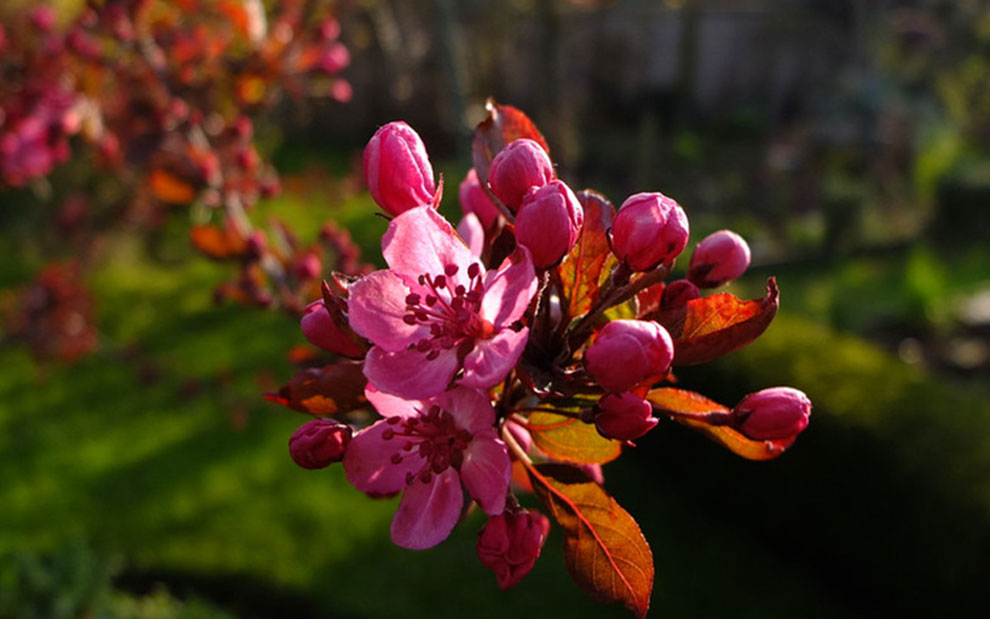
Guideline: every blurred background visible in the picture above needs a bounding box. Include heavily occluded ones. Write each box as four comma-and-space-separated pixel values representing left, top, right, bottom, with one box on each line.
1, 0, 989, 617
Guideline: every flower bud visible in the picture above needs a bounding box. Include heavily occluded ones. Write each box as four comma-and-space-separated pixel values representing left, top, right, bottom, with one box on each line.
301, 300, 364, 358
732, 387, 811, 441
515, 180, 583, 269
477, 508, 551, 590
594, 392, 657, 442
488, 139, 554, 211
611, 192, 690, 271
363, 122, 436, 216
660, 278, 700, 308
687, 229, 751, 288
289, 418, 352, 469
319, 42, 350, 74
459, 168, 500, 230
294, 252, 322, 281
29, 6, 56, 33
585, 319, 673, 392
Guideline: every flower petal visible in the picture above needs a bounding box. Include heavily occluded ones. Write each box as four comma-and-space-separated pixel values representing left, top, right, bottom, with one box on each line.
458, 327, 530, 392
438, 387, 495, 435
348, 270, 424, 351
364, 346, 459, 399
390, 468, 464, 550
456, 213, 485, 259
364, 384, 425, 419
481, 247, 537, 327
460, 432, 510, 515
343, 419, 425, 496
382, 206, 476, 289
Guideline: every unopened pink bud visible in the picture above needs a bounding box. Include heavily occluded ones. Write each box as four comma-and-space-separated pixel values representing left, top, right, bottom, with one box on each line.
488, 138, 554, 211
363, 121, 436, 216
515, 180, 583, 269
294, 252, 322, 281
687, 229, 751, 288
585, 319, 673, 392
301, 300, 364, 358
732, 387, 811, 441
594, 392, 657, 442
318, 18, 341, 41
477, 509, 551, 590
289, 418, 352, 469
661, 278, 700, 307
29, 6, 56, 33
459, 168, 499, 230
245, 231, 267, 260
611, 192, 690, 271
319, 42, 350, 74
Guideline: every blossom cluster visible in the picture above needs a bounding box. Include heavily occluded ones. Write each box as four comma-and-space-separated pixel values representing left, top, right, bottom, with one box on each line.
273, 103, 811, 616
1, 1, 357, 362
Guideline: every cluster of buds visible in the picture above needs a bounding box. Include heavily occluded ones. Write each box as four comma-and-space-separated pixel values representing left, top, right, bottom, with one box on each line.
271, 103, 810, 616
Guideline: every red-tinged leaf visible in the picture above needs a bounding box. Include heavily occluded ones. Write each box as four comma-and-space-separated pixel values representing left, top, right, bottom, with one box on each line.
286, 344, 319, 365
472, 99, 550, 185
190, 224, 245, 259
265, 362, 366, 415
653, 278, 779, 366
636, 283, 665, 317
646, 388, 795, 460
149, 168, 197, 204
527, 463, 653, 618
559, 190, 617, 320
527, 408, 622, 465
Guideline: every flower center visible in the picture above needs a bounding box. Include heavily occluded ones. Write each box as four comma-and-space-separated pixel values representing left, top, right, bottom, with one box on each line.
402, 261, 495, 360
380, 405, 473, 485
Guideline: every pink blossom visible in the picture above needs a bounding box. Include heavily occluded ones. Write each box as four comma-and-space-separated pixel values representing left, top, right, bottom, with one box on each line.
459, 168, 500, 230
488, 138, 554, 211
594, 392, 657, 442
732, 387, 811, 441
363, 122, 437, 216
584, 319, 674, 393
687, 229, 751, 288
477, 508, 551, 589
515, 180, 584, 269
289, 418, 352, 469
660, 278, 701, 308
344, 386, 511, 549
300, 300, 365, 358
611, 192, 690, 272
348, 205, 537, 399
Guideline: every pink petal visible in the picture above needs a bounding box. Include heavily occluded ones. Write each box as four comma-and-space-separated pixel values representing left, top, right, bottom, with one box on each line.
343, 419, 425, 495
459, 327, 530, 392
364, 384, 425, 419
391, 468, 464, 550
481, 247, 537, 327
348, 270, 424, 351
438, 387, 495, 435
382, 206, 476, 290
460, 432, 510, 515
363, 346, 459, 399
456, 213, 485, 258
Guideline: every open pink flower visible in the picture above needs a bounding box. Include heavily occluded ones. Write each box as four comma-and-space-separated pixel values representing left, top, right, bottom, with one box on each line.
344, 386, 511, 550
348, 205, 537, 399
